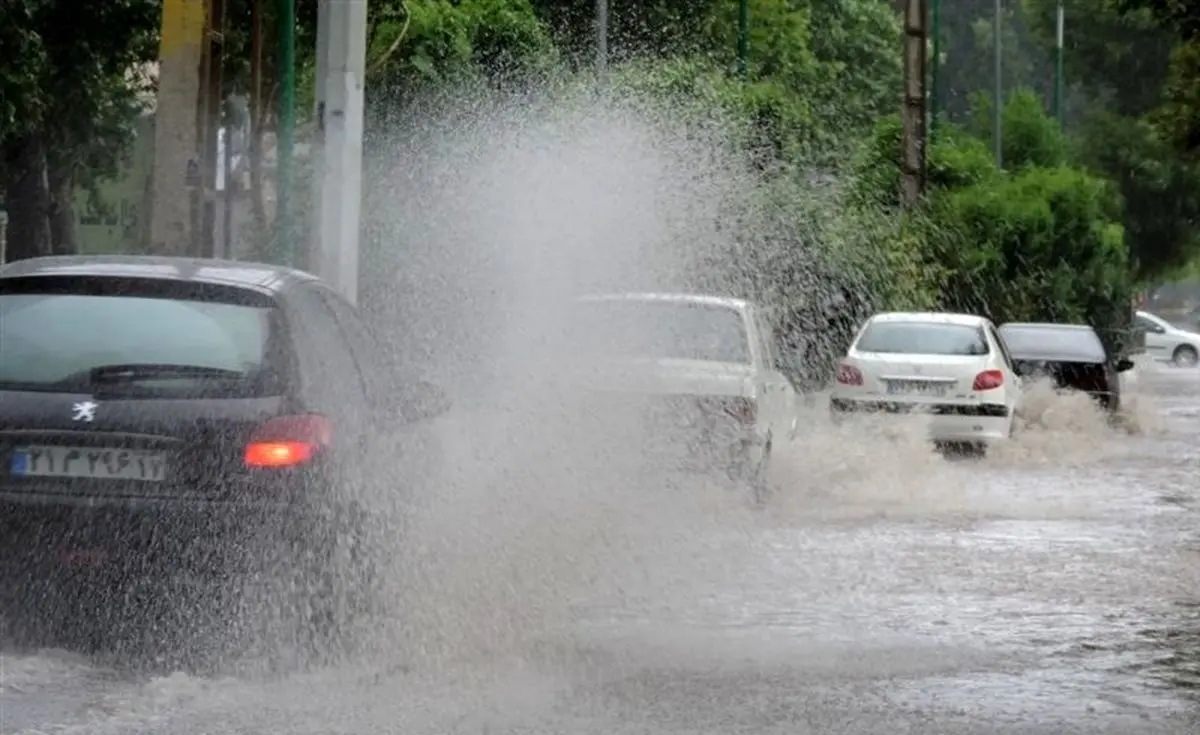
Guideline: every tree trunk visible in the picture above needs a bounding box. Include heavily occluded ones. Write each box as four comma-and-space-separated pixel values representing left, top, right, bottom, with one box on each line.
2, 133, 51, 263
47, 162, 77, 255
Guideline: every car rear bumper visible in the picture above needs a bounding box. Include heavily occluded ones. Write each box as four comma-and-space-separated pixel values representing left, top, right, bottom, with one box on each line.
830, 398, 1012, 443
0, 491, 313, 580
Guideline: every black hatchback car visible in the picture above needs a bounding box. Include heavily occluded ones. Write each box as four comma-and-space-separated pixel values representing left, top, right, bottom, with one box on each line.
0, 255, 449, 645
997, 322, 1135, 413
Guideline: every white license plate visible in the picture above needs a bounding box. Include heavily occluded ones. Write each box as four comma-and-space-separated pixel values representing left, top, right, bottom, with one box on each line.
886, 381, 948, 397
10, 446, 167, 482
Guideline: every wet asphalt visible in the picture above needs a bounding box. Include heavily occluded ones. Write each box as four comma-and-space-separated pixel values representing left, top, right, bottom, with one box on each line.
3, 363, 1200, 734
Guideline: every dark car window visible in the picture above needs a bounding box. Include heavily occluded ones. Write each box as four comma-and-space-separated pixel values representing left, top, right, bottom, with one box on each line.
0, 283, 283, 398
566, 299, 752, 364
854, 321, 990, 356
987, 324, 1014, 369
317, 288, 392, 399
287, 286, 370, 419
1135, 314, 1164, 333
997, 325, 1106, 362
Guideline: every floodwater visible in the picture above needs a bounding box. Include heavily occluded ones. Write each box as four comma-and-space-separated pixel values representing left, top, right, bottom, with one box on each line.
3, 361, 1200, 734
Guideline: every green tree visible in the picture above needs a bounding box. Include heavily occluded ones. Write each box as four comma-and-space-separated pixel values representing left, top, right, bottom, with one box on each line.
1118, 0, 1200, 160
1, 0, 157, 261
1073, 111, 1200, 280
1024, 0, 1176, 117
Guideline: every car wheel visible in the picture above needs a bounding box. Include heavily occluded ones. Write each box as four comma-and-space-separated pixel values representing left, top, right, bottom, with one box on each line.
731, 439, 772, 507
292, 503, 379, 663
1172, 344, 1198, 367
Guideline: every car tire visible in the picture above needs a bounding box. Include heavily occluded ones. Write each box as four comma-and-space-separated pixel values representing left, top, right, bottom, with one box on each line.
291, 503, 379, 664
731, 438, 772, 507
1173, 344, 1198, 367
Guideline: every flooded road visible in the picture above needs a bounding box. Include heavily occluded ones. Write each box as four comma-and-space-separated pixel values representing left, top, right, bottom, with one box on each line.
4, 363, 1200, 734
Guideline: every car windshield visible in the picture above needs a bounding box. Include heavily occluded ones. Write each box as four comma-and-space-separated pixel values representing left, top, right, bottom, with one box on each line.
564, 298, 751, 364
0, 292, 279, 397
998, 325, 1106, 362
855, 320, 989, 356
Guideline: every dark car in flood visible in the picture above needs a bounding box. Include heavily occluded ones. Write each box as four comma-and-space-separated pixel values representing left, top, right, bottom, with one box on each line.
0, 255, 450, 650
996, 322, 1135, 413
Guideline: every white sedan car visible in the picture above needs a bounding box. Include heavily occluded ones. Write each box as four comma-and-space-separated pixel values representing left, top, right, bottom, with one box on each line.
1135, 309, 1200, 366
829, 312, 1020, 447
551, 293, 798, 500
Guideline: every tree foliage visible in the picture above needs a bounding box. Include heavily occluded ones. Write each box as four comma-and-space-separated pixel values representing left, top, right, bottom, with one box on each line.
1, 0, 157, 259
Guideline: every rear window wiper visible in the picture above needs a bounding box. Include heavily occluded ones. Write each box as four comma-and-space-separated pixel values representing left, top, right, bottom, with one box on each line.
86, 363, 247, 383
41, 363, 249, 391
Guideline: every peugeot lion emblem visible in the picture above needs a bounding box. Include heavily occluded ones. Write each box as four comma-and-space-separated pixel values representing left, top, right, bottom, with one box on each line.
72, 401, 98, 423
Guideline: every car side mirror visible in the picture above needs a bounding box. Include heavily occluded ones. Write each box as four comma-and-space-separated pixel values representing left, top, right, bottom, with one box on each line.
1115, 358, 1136, 373
395, 379, 452, 423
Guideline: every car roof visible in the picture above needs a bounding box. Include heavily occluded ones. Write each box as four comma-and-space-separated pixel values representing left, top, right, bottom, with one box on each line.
866, 311, 988, 326
0, 255, 318, 296
577, 292, 750, 310
998, 322, 1097, 334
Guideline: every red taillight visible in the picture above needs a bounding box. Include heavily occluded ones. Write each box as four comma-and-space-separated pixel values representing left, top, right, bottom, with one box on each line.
722, 396, 757, 424
835, 363, 863, 385
972, 369, 1004, 391
698, 396, 757, 425
244, 414, 332, 469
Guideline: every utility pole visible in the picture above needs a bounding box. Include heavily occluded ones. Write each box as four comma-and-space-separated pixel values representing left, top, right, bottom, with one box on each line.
930, 0, 941, 137
275, 0, 297, 267
993, 0, 1003, 168
148, 0, 208, 255
737, 0, 749, 77
595, 0, 608, 74
1052, 2, 1064, 124
900, 0, 928, 207
309, 0, 368, 304
199, 0, 226, 258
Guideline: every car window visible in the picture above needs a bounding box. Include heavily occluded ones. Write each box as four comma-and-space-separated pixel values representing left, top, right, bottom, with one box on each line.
997, 325, 1106, 362
0, 286, 282, 398
988, 325, 1014, 369
566, 299, 752, 364
854, 321, 990, 356
754, 309, 781, 370
288, 286, 370, 418
1135, 314, 1163, 332
317, 287, 391, 399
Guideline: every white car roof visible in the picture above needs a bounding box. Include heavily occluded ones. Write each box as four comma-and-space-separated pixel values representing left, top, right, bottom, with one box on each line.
577, 292, 750, 310
865, 311, 989, 327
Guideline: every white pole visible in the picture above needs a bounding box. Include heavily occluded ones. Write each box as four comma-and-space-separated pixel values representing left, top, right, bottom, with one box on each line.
595, 0, 608, 73
311, 0, 367, 305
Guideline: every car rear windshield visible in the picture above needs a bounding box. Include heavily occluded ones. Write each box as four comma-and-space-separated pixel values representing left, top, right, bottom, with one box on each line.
998, 325, 1105, 362
0, 280, 282, 398
566, 299, 751, 364
854, 320, 990, 356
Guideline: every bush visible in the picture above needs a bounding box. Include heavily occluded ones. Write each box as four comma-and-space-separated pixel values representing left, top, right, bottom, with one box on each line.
920, 164, 1134, 350
849, 115, 998, 209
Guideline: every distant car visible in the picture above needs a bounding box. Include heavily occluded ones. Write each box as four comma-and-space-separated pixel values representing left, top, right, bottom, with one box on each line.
1135, 309, 1200, 367
829, 312, 1020, 451
551, 293, 798, 502
997, 322, 1135, 413
0, 255, 450, 647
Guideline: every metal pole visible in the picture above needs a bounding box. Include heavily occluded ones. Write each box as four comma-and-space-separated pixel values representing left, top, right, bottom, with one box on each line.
200, 0, 225, 258
993, 0, 1003, 168
1053, 2, 1064, 124
595, 0, 608, 74
311, 0, 367, 304
222, 122, 235, 258
275, 0, 296, 266
930, 0, 941, 137
737, 0, 749, 77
